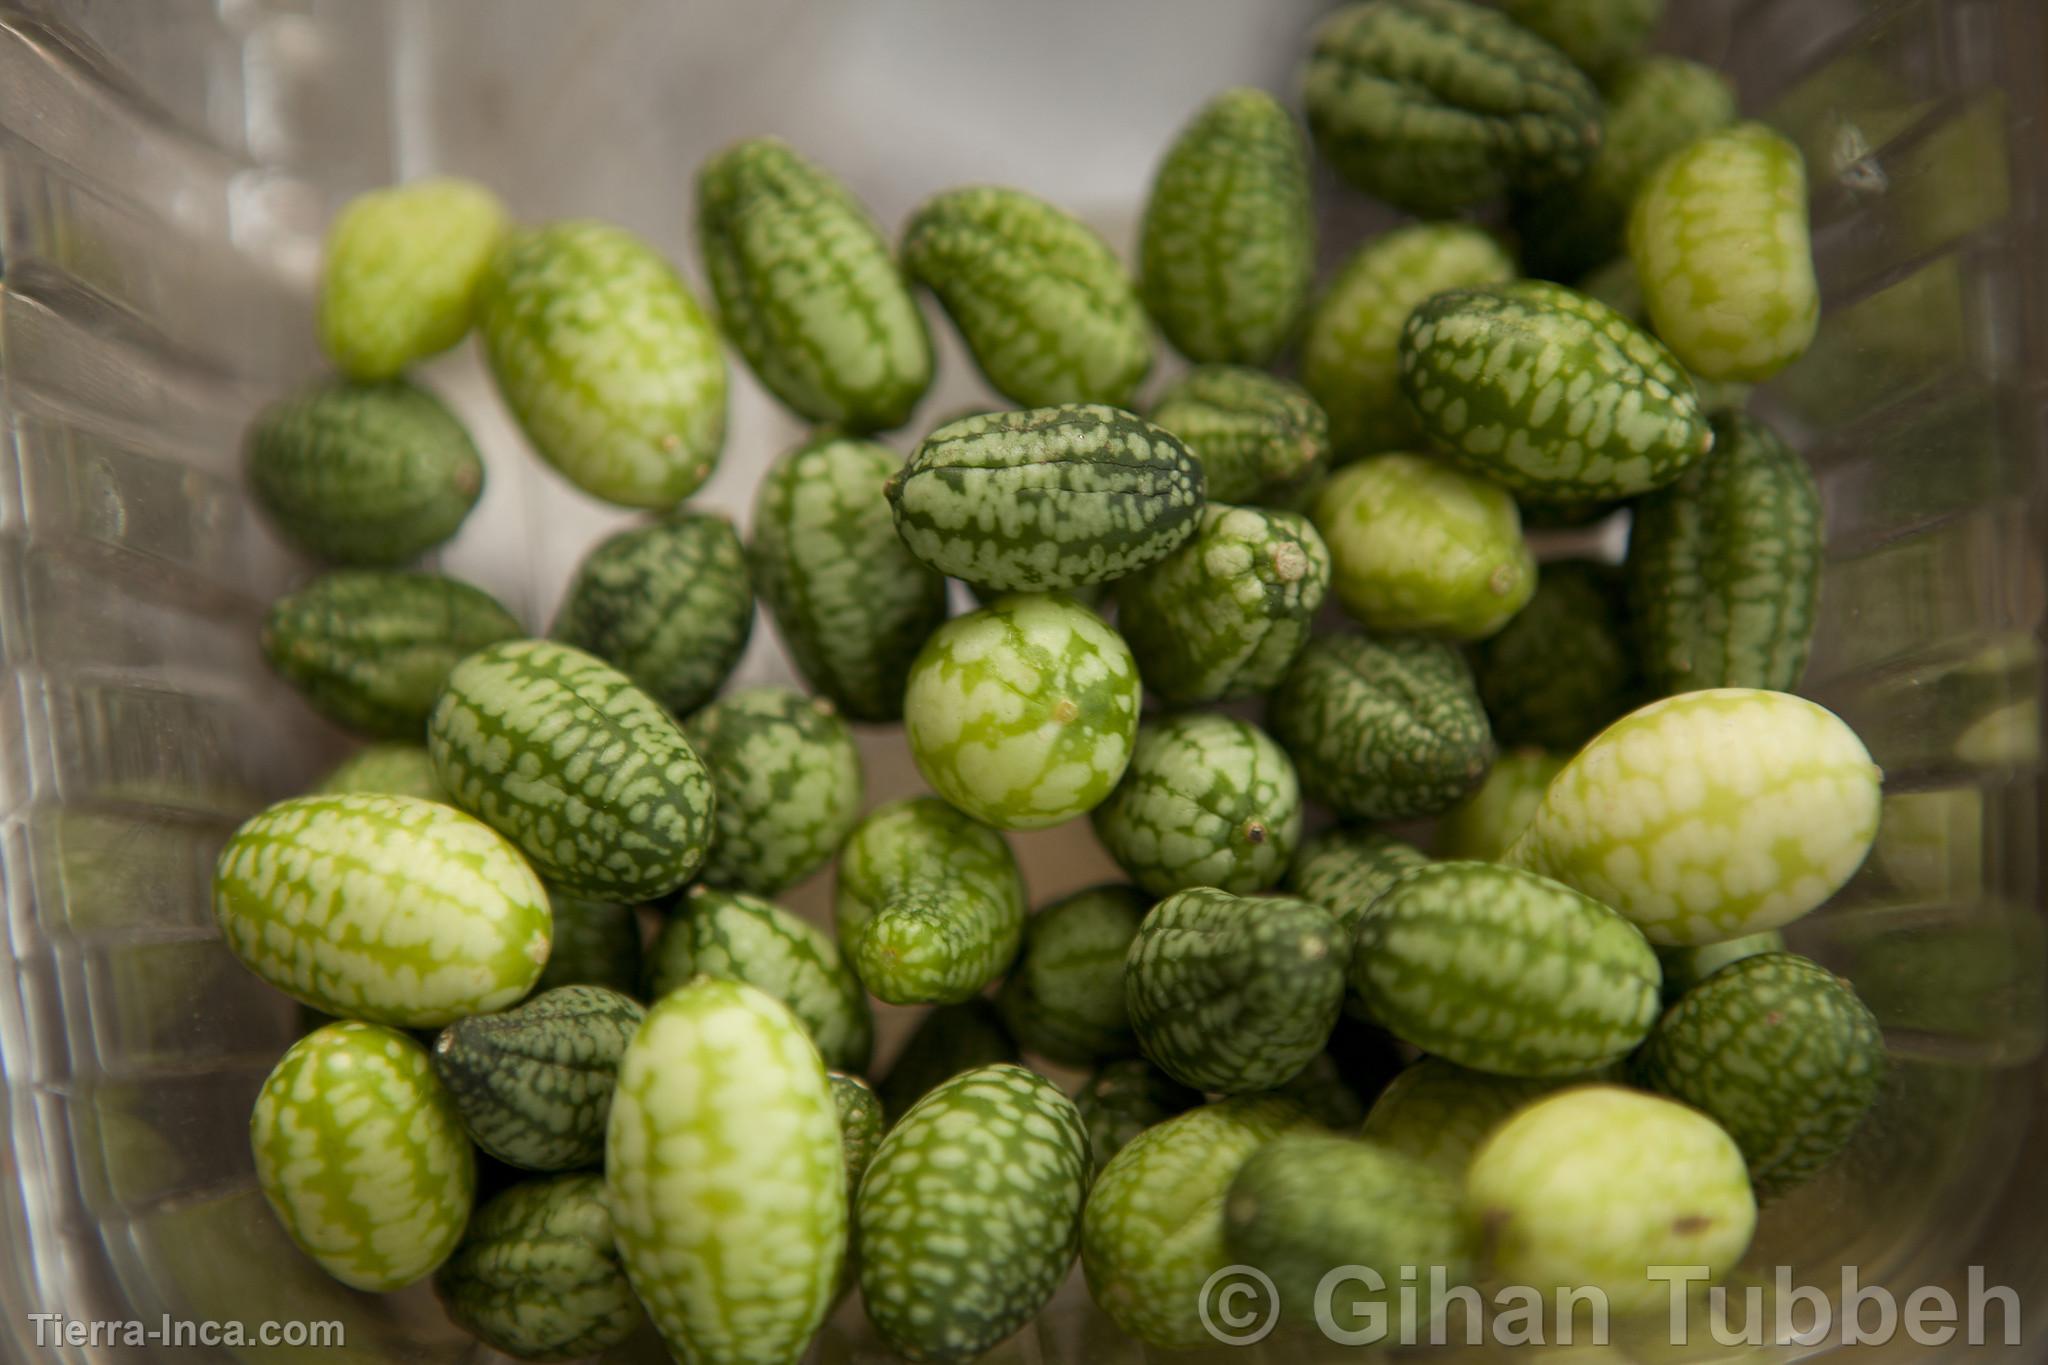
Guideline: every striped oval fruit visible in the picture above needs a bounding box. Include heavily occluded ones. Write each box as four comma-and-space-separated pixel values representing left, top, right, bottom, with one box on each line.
245, 378, 483, 566
1314, 454, 1536, 640
608, 979, 843, 1365
1632, 952, 1885, 1197
1627, 412, 1823, 695
1399, 280, 1713, 500
1092, 714, 1303, 897
1073, 1059, 1202, 1179
1126, 887, 1345, 1093
1139, 88, 1314, 367
431, 984, 644, 1171
535, 890, 643, 995
680, 687, 864, 896
875, 997, 1019, 1122
1499, 0, 1663, 78
479, 220, 727, 509
314, 743, 446, 801
319, 177, 508, 381
1504, 689, 1884, 945
749, 433, 949, 722
1114, 503, 1330, 705
996, 883, 1149, 1067
828, 1071, 885, 1194
696, 136, 932, 430
427, 639, 715, 900
251, 1021, 475, 1291
1267, 633, 1495, 821
1303, 0, 1602, 215
858, 1064, 1089, 1362
645, 885, 873, 1074
1149, 366, 1329, 506
1286, 826, 1432, 947
262, 571, 522, 740
435, 1173, 643, 1362
1352, 860, 1662, 1074
1435, 748, 1565, 862
901, 186, 1152, 408
1361, 1057, 1590, 1177
1629, 122, 1820, 383
834, 796, 1026, 1006
903, 592, 1142, 830
213, 793, 550, 1028
548, 509, 754, 719
890, 405, 1204, 594
1576, 255, 1754, 416
1473, 559, 1640, 751
1656, 930, 1784, 1003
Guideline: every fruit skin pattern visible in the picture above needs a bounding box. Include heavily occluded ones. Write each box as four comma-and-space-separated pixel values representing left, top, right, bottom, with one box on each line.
695, 136, 932, 430
1286, 825, 1432, 946
245, 378, 483, 566
876, 997, 1020, 1122
319, 178, 508, 381
1473, 559, 1640, 751
1351, 860, 1662, 1075
213, 793, 550, 1029
889, 405, 1205, 594
1434, 748, 1566, 862
1148, 366, 1329, 506
605, 978, 844, 1365
1657, 930, 1784, 1003
1361, 1057, 1589, 1177
262, 571, 522, 740
1399, 279, 1712, 501
857, 1065, 1089, 1362
749, 434, 949, 723
534, 891, 643, 996
834, 796, 1027, 1005
548, 509, 755, 719
479, 220, 727, 509
1303, 0, 1603, 216
1139, 88, 1314, 367
1632, 952, 1886, 1197
1499, 0, 1663, 79
904, 592, 1142, 830
315, 743, 447, 802
828, 1071, 885, 1194
680, 686, 864, 896
1091, 714, 1303, 896
1125, 887, 1345, 1093
901, 185, 1152, 408
1505, 689, 1883, 945
1627, 412, 1824, 696
250, 1021, 475, 1292
1114, 503, 1330, 706
1072, 1058, 1202, 1179
996, 883, 1149, 1067
427, 639, 716, 901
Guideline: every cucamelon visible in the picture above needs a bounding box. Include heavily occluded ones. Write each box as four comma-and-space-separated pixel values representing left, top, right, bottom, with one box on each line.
1073, 1058, 1202, 1179
996, 883, 1149, 1068
680, 686, 864, 896
313, 743, 446, 802
319, 177, 508, 381
1472, 559, 1640, 751
1147, 366, 1329, 506
1434, 747, 1566, 862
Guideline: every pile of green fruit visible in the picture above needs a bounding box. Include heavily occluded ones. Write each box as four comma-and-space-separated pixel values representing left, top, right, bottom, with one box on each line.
222, 1, 1888, 1360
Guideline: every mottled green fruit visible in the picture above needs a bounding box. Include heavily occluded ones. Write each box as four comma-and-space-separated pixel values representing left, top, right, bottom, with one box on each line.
996, 884, 1148, 1067
859, 1065, 1088, 1362
1268, 633, 1495, 821
1264, 1049, 1373, 1130
435, 1173, 642, 1362
890, 405, 1204, 594
1287, 826, 1433, 946
1628, 412, 1823, 695
1315, 454, 1536, 640
314, 743, 446, 801
1361, 1057, 1583, 1177
696, 136, 932, 429
428, 639, 715, 900
1352, 861, 1661, 1075
536, 892, 643, 996
251, 1021, 474, 1291
829, 1072, 885, 1192
549, 510, 754, 719
1092, 714, 1302, 896
876, 997, 1020, 1123
1073, 1059, 1202, 1179
1400, 280, 1712, 500
1498, 0, 1663, 78
1139, 89, 1314, 366
479, 221, 726, 509
1149, 366, 1329, 506
1126, 888, 1345, 1093
901, 186, 1152, 408
1435, 748, 1565, 861
749, 433, 949, 722
1301, 224, 1517, 460
1473, 559, 1639, 751
1465, 1085, 1755, 1313
645, 885, 873, 1074
1633, 953, 1885, 1196
214, 794, 550, 1028
1577, 255, 1754, 415
263, 571, 522, 739
319, 178, 508, 381
835, 797, 1027, 1005
1304, 0, 1603, 215
681, 687, 863, 896
245, 378, 483, 566
904, 593, 1141, 830
1657, 930, 1784, 1003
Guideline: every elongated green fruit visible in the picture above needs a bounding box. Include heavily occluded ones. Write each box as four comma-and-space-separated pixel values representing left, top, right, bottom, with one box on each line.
1147, 366, 1329, 506
314, 743, 446, 801
428, 639, 715, 900
479, 220, 726, 509
1140, 89, 1314, 366
319, 178, 508, 381
213, 793, 550, 1028
834, 797, 1026, 1005
1361, 1057, 1589, 1177
901, 186, 1152, 408
1434, 748, 1565, 862
251, 1021, 474, 1291
1286, 826, 1432, 946
681, 687, 864, 896
1092, 714, 1302, 896
1473, 559, 1639, 751
828, 1072, 885, 1193
606, 978, 844, 1365
1499, 0, 1663, 77
875, 997, 1019, 1122
996, 884, 1149, 1067
535, 890, 643, 996
1657, 930, 1784, 1002
1073, 1059, 1202, 1179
